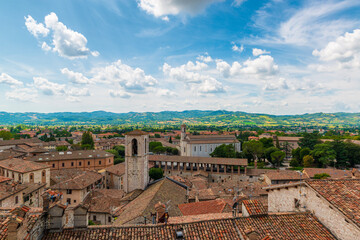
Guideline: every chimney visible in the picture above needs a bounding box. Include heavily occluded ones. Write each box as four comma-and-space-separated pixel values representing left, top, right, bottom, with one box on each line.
154, 202, 166, 223
7, 215, 19, 240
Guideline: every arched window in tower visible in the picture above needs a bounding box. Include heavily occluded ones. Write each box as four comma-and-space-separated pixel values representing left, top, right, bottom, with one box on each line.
132, 138, 138, 156
144, 138, 147, 153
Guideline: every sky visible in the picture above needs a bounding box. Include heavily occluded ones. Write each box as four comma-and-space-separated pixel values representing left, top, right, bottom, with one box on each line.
1, 0, 360, 114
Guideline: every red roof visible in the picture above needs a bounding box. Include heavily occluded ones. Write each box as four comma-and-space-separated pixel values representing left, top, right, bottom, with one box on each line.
242, 199, 267, 216
178, 199, 231, 216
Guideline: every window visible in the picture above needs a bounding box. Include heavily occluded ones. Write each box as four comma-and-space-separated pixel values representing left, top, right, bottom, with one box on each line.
200, 146, 202, 151
88, 161, 90, 165
79, 162, 82, 166
93, 215, 97, 221
15, 196, 18, 204
42, 171, 45, 177
12, 173, 14, 178
52, 164, 55, 168
294, 198, 300, 209
67, 198, 71, 204
74, 200, 77, 203
108, 216, 111, 223
71, 162, 74, 166
66, 189, 72, 194
131, 138, 138, 156
99, 161, 102, 165
194, 146, 196, 151
30, 174, 33, 180
62, 163, 65, 167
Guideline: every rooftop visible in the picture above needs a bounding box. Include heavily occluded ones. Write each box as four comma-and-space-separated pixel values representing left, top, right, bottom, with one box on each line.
149, 155, 248, 166
43, 212, 336, 240
178, 199, 231, 216
50, 171, 103, 190
0, 158, 49, 173
306, 179, 360, 228
104, 163, 125, 176
28, 150, 114, 162
264, 170, 307, 181
82, 189, 125, 214
0, 138, 42, 147
242, 199, 268, 216
303, 168, 352, 179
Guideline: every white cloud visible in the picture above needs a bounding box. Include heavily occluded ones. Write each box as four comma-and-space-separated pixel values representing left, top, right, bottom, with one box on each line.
138, 0, 222, 17
155, 88, 177, 97
24, 15, 49, 38
197, 53, 213, 63
33, 77, 65, 96
232, 44, 244, 53
109, 89, 131, 98
92, 60, 157, 93
313, 29, 360, 63
195, 78, 225, 94
232, 0, 246, 7
61, 68, 91, 84
0, 73, 23, 86
41, 42, 52, 51
6, 88, 37, 102
25, 12, 98, 59
252, 48, 270, 56
162, 16, 169, 21
263, 78, 288, 91
65, 96, 81, 102
278, 1, 360, 46
240, 55, 278, 75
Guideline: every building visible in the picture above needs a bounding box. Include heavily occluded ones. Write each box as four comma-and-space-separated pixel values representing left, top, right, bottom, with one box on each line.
104, 163, 125, 190
180, 125, 241, 157
28, 150, 114, 170
178, 199, 232, 216
0, 139, 42, 151
114, 177, 188, 226
0, 158, 50, 187
94, 138, 124, 150
149, 155, 248, 181
265, 179, 360, 240
302, 168, 352, 179
263, 170, 306, 185
81, 189, 125, 225
124, 130, 149, 193
44, 212, 336, 239
42, 141, 71, 151
50, 171, 104, 207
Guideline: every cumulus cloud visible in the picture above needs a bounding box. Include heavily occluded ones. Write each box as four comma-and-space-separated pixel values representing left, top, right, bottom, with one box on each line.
155, 88, 177, 97
92, 60, 157, 93
109, 89, 131, 98
240, 55, 278, 75
6, 88, 37, 102
24, 15, 49, 38
232, 44, 244, 53
25, 12, 98, 59
232, 0, 246, 7
0, 73, 23, 86
61, 68, 91, 84
195, 78, 225, 94
263, 78, 289, 91
197, 53, 213, 63
252, 48, 270, 56
138, 0, 222, 17
313, 28, 360, 65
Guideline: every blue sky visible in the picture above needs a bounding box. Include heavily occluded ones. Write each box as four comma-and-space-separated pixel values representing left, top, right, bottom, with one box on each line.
1, 0, 360, 114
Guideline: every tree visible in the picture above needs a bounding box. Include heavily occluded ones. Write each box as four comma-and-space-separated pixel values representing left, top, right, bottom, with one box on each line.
149, 142, 162, 152
113, 145, 125, 158
303, 155, 314, 167
106, 149, 124, 164
210, 144, 237, 158
270, 151, 285, 168
299, 148, 311, 163
56, 146, 68, 151
154, 133, 161, 138
243, 141, 264, 162
313, 173, 331, 179
264, 147, 279, 162
169, 136, 172, 143
259, 138, 274, 148
81, 131, 94, 149
311, 143, 336, 167
149, 168, 163, 180
298, 132, 321, 150
153, 146, 166, 154
0, 131, 13, 140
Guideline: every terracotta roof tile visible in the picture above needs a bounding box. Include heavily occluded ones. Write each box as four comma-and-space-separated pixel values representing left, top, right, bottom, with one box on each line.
178, 199, 231, 216
242, 199, 267, 216
303, 168, 352, 179
306, 179, 360, 228
51, 171, 103, 190
105, 163, 125, 176
0, 158, 49, 173
265, 170, 307, 181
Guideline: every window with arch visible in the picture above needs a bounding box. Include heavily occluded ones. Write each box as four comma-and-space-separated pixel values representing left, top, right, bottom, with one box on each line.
132, 138, 138, 156
30, 173, 34, 183
42, 170, 46, 183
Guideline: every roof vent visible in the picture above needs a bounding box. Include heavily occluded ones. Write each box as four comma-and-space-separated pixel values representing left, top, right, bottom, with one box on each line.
39, 158, 42, 160
175, 228, 184, 239
67, 152, 72, 155
59, 152, 64, 155
89, 155, 92, 157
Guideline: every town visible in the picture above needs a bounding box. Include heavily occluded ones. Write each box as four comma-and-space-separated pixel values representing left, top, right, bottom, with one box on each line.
0, 123, 359, 239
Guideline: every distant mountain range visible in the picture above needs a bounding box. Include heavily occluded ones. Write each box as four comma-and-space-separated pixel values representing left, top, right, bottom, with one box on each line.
0, 110, 360, 127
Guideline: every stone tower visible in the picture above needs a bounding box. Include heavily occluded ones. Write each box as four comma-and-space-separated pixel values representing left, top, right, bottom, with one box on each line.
180, 124, 187, 156
124, 130, 149, 193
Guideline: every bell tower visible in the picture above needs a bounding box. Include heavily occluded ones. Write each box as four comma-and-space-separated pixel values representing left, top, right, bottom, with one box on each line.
124, 130, 149, 193
180, 124, 187, 156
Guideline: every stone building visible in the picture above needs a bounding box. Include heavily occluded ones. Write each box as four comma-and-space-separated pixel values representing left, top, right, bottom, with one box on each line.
265, 179, 360, 240
0, 158, 50, 187
104, 163, 125, 190
263, 170, 305, 185
28, 150, 114, 171
180, 125, 241, 157
124, 130, 149, 193
50, 171, 104, 207
149, 155, 248, 182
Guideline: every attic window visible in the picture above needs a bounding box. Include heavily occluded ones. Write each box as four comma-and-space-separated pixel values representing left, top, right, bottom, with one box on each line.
59, 152, 64, 155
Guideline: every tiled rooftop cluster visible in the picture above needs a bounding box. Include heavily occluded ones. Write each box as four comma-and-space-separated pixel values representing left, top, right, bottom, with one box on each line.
29, 149, 113, 161
178, 199, 231, 216
242, 199, 268, 216
43, 212, 337, 240
51, 171, 103, 190
306, 179, 360, 228
0, 158, 49, 173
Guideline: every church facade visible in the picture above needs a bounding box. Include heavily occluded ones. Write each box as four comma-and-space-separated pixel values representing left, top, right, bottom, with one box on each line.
180, 125, 241, 157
